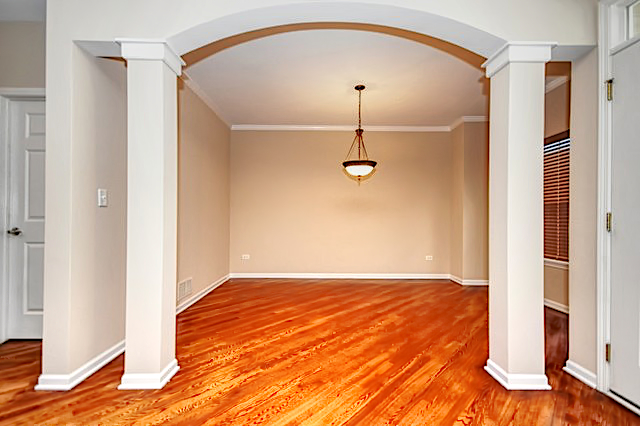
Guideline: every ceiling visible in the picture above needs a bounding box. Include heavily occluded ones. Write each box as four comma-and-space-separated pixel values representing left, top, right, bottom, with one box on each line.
184, 29, 489, 128
0, 0, 45, 21
2, 5, 567, 129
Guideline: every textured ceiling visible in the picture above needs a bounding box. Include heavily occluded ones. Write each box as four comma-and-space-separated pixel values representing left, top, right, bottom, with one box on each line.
184, 29, 489, 127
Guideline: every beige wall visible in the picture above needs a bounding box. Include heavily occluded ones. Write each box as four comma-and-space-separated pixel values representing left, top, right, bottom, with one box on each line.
230, 130, 453, 274
0, 22, 46, 88
178, 83, 231, 295
42, 50, 128, 373
462, 122, 489, 280
545, 81, 571, 138
42, 54, 232, 375
568, 48, 598, 373
544, 264, 569, 307
543, 80, 571, 309
450, 126, 464, 279
450, 122, 489, 281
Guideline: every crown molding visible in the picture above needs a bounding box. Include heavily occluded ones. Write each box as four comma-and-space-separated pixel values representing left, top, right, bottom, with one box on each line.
545, 76, 570, 93
181, 71, 231, 128
231, 124, 451, 132
482, 42, 557, 78
449, 115, 488, 130
231, 118, 488, 133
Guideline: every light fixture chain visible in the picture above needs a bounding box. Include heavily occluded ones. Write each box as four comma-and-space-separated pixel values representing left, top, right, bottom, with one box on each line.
358, 89, 362, 130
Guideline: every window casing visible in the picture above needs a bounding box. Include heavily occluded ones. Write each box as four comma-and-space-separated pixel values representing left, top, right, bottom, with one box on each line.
544, 132, 570, 262
629, 0, 640, 39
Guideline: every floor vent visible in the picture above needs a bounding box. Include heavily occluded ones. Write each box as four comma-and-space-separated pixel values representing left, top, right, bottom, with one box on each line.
177, 278, 192, 302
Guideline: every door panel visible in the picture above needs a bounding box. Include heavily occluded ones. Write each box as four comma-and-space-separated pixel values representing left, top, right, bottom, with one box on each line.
610, 39, 640, 408
7, 100, 45, 338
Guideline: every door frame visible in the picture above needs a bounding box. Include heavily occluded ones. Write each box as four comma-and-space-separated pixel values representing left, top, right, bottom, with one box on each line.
597, 0, 640, 415
0, 87, 45, 344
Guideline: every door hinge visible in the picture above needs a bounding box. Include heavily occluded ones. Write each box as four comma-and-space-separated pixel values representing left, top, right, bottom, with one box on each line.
606, 78, 614, 101
606, 212, 612, 232
606, 343, 612, 362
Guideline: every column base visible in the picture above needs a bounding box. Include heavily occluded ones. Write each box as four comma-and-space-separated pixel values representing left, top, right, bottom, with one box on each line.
484, 359, 551, 390
118, 358, 179, 390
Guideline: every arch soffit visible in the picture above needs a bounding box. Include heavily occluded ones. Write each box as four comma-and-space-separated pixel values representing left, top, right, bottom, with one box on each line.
167, 2, 506, 60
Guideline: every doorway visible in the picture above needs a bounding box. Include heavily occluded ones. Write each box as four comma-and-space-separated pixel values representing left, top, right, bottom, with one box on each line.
608, 37, 640, 410
0, 91, 45, 343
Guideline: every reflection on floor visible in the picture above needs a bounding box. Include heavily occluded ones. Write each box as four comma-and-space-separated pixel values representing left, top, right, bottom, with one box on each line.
0, 279, 638, 425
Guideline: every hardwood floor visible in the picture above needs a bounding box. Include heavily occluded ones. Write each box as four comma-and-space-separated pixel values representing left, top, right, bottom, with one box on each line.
0, 279, 638, 425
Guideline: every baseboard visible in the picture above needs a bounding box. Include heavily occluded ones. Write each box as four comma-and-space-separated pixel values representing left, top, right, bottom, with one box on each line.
34, 276, 227, 392
484, 359, 551, 390
449, 275, 489, 286
229, 273, 453, 280
176, 274, 230, 314
118, 358, 179, 390
544, 298, 569, 314
563, 360, 596, 389
35, 340, 125, 391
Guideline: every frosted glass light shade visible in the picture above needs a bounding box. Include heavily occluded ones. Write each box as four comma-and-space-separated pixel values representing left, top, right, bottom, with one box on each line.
343, 160, 377, 177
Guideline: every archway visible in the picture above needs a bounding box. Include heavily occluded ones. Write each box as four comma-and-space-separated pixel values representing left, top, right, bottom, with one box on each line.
39, 1, 558, 393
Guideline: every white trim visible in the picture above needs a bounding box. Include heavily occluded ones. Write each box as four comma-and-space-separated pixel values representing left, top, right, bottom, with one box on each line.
545, 76, 570, 93
544, 298, 570, 314
449, 115, 489, 130
449, 275, 489, 286
117, 39, 185, 76
118, 358, 179, 390
167, 2, 505, 58
176, 274, 230, 314
544, 258, 569, 270
231, 124, 451, 132
610, 34, 640, 54
484, 359, 551, 390
181, 72, 231, 128
0, 88, 45, 98
232, 118, 489, 133
35, 340, 125, 391
0, 95, 9, 345
597, 0, 615, 393
229, 272, 452, 280
482, 42, 557, 78
605, 390, 640, 416
563, 360, 597, 388
75, 40, 122, 58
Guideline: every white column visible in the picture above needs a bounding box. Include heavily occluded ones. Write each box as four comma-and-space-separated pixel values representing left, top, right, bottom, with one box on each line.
118, 40, 184, 390
483, 42, 555, 390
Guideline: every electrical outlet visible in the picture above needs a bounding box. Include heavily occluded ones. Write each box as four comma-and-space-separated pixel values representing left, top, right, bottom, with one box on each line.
241, 254, 250, 260
425, 255, 434, 261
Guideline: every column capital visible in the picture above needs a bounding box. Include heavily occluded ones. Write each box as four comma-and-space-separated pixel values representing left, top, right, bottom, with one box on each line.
117, 39, 185, 76
482, 42, 557, 78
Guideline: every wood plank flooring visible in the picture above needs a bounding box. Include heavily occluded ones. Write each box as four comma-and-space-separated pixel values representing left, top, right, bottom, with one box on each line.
0, 279, 638, 425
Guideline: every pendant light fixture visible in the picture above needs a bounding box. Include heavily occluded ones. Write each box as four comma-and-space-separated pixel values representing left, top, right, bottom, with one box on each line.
342, 84, 377, 182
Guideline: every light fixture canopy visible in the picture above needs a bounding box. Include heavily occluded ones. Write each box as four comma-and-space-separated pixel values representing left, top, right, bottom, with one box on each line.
342, 85, 377, 181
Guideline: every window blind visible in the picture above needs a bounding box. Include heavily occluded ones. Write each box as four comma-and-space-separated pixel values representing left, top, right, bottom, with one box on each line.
543, 131, 570, 262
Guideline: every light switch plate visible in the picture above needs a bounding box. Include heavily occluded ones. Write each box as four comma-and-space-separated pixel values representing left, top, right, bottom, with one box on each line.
97, 188, 108, 207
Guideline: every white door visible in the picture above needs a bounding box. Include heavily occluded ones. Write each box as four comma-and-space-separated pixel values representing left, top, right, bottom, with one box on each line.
610, 39, 640, 408
6, 99, 45, 339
